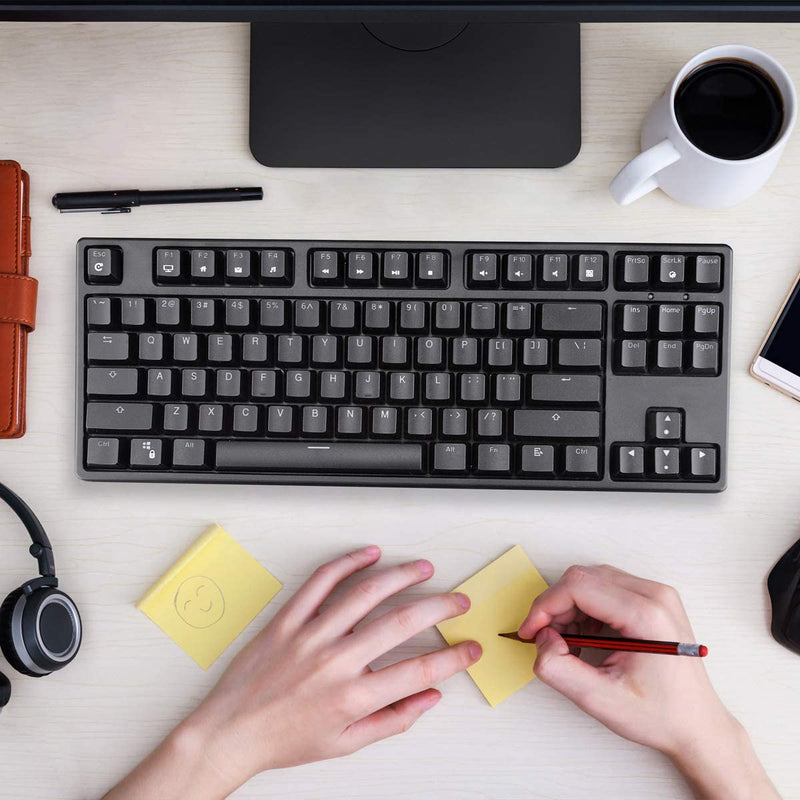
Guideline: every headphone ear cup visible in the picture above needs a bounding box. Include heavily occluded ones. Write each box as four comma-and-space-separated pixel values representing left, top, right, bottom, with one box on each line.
0, 671, 9, 709
0, 588, 40, 678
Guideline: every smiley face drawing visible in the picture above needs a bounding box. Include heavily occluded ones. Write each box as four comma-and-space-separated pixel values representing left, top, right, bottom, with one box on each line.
174, 576, 225, 629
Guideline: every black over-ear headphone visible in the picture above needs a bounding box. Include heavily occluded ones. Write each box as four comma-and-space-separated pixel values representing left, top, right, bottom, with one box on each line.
0, 482, 81, 709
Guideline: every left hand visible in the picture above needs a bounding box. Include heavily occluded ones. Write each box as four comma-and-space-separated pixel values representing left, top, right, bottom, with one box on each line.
104, 545, 480, 800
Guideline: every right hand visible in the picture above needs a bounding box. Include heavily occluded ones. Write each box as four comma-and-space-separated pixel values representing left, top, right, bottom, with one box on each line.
519, 565, 779, 800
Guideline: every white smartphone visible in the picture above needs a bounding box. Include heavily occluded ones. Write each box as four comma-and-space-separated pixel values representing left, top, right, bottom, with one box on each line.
751, 272, 800, 401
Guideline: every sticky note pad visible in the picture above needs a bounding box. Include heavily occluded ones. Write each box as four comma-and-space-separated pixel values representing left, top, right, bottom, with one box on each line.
436, 545, 548, 707
136, 524, 282, 669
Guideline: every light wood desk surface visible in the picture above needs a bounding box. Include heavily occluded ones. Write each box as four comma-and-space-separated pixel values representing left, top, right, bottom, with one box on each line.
1, 19, 799, 800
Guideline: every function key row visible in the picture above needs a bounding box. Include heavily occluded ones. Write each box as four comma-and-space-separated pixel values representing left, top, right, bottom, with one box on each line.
86, 297, 605, 336
615, 303, 720, 337
616, 253, 722, 291
310, 249, 448, 288
466, 252, 606, 290
154, 248, 293, 286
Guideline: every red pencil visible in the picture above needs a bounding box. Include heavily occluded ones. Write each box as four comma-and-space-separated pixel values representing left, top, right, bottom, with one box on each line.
499, 631, 708, 657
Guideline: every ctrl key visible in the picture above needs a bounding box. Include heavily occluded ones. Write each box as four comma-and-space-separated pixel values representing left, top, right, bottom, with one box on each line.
86, 437, 119, 467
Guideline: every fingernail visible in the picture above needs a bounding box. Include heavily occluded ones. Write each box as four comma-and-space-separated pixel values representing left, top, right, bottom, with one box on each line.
468, 642, 482, 660
363, 545, 380, 557
415, 559, 434, 576
455, 592, 470, 610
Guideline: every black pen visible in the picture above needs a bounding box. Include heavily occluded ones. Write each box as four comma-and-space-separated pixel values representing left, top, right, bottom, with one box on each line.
52, 186, 263, 214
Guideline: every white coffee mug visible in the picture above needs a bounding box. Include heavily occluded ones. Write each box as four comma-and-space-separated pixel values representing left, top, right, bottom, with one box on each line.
610, 45, 797, 209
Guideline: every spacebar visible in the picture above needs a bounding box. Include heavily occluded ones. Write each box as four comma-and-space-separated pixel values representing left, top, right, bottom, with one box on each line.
216, 442, 424, 473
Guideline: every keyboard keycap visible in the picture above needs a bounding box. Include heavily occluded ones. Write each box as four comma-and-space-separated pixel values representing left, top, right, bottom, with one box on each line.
173, 439, 206, 468
312, 250, 342, 285
121, 298, 146, 327
619, 339, 646, 371
434, 443, 467, 472
658, 304, 684, 334
577, 254, 604, 287
504, 254, 533, 287
347, 251, 375, 285
656, 340, 683, 372
530, 374, 600, 404
520, 445, 555, 475
690, 447, 717, 478
647, 409, 682, 441
417, 251, 446, 286
216, 442, 423, 473
155, 248, 183, 282
541, 254, 569, 285
659, 254, 685, 286
86, 402, 153, 431
694, 304, 720, 335
87, 332, 129, 361
653, 446, 680, 476
86, 247, 121, 284
86, 297, 112, 326
469, 253, 498, 287
694, 255, 722, 289
616, 445, 644, 476
564, 445, 599, 476
558, 338, 602, 368
621, 304, 648, 333
191, 250, 217, 281
382, 251, 410, 285
622, 254, 649, 287
541, 303, 603, 333
690, 341, 719, 374
477, 443, 511, 473
130, 438, 163, 467
514, 410, 600, 438
225, 250, 253, 283
260, 250, 291, 285
86, 437, 119, 466
87, 367, 138, 396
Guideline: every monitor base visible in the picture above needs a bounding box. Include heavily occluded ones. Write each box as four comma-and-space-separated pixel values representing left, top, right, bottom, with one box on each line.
249, 22, 581, 168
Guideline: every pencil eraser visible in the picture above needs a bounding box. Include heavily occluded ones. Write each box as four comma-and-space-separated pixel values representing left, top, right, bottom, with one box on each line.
699, 645, 708, 657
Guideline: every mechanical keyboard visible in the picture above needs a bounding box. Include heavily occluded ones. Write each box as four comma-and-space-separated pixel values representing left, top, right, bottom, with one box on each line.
76, 239, 731, 491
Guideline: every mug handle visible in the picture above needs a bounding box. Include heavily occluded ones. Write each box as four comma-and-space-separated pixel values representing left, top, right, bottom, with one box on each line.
610, 139, 681, 205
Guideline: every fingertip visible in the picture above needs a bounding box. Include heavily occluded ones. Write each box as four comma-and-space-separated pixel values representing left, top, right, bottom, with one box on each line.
454, 592, 470, 611
420, 688, 442, 710
518, 610, 546, 639
415, 559, 434, 578
467, 641, 482, 661
362, 545, 381, 558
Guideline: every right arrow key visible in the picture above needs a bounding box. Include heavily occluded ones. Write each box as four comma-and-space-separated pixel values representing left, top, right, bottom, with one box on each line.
690, 447, 718, 478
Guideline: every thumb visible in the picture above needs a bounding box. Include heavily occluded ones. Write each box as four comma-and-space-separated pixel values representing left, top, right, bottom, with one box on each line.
533, 627, 610, 716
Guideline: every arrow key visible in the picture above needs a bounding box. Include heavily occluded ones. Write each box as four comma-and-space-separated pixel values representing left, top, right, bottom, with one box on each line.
690, 447, 718, 478
653, 446, 680, 477
647, 408, 682, 441
616, 446, 644, 476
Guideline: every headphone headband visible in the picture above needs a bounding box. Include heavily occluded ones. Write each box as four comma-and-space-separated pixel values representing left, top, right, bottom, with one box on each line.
0, 482, 55, 578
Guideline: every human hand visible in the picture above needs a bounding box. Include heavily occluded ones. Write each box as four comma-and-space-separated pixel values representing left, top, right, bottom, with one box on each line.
519, 565, 778, 800
105, 546, 480, 800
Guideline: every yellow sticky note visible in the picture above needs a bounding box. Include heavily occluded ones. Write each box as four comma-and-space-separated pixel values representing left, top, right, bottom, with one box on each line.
436, 545, 548, 707
136, 524, 282, 669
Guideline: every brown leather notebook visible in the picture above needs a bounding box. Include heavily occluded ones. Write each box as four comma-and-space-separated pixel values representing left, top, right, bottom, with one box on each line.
0, 160, 36, 438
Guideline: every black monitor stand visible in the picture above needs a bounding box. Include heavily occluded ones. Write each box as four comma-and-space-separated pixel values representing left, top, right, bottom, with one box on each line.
249, 22, 580, 168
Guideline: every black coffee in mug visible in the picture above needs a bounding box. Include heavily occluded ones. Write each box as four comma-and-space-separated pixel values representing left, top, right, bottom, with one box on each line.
674, 59, 784, 160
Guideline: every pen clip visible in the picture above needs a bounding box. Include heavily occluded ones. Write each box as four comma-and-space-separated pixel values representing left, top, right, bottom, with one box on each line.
58, 207, 132, 214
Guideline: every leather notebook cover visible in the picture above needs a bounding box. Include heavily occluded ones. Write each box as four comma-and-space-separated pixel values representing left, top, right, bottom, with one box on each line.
0, 160, 36, 438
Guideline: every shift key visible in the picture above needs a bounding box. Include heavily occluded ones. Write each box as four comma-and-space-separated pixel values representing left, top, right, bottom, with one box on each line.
540, 303, 603, 332
86, 402, 153, 431
514, 409, 600, 438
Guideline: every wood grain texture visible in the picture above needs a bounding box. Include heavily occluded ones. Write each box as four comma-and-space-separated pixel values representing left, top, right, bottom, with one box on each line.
0, 19, 798, 800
